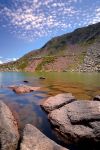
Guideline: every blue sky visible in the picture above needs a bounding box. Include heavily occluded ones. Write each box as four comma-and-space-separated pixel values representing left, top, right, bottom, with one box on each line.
0, 0, 100, 63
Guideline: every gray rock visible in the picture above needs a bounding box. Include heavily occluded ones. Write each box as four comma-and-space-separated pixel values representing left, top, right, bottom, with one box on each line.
78, 42, 100, 72
41, 93, 75, 112
0, 101, 19, 150
20, 124, 68, 150
90, 121, 100, 141
48, 100, 100, 144
65, 101, 100, 123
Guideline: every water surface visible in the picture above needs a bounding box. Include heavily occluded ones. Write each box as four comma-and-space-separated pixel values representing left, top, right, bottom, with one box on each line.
0, 72, 100, 150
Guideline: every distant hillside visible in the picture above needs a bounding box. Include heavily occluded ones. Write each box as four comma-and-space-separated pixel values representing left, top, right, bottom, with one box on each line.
0, 22, 100, 72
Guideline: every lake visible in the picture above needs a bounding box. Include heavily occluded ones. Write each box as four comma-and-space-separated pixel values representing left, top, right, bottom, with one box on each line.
0, 72, 100, 150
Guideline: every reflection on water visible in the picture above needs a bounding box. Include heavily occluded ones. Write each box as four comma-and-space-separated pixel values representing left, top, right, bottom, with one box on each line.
0, 72, 100, 150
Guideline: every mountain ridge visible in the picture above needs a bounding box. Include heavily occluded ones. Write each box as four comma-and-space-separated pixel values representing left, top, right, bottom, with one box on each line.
0, 22, 100, 72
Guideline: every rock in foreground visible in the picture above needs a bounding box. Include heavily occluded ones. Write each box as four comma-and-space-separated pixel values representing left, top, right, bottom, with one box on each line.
20, 124, 68, 150
0, 101, 19, 150
49, 100, 100, 144
41, 93, 75, 112
9, 85, 40, 94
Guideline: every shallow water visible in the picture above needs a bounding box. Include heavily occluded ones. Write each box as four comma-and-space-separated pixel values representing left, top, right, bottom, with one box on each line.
0, 72, 100, 150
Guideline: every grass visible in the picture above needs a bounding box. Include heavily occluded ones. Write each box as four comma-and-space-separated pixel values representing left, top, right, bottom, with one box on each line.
17, 60, 28, 70
36, 56, 55, 71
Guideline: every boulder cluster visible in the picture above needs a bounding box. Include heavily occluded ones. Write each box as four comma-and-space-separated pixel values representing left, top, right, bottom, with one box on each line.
78, 42, 100, 72
41, 94, 100, 145
0, 100, 68, 150
0, 93, 100, 150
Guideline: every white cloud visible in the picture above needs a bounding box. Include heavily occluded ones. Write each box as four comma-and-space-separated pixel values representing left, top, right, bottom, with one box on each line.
0, 60, 3, 64
12, 58, 17, 61
0, 0, 79, 41
5, 57, 18, 62
0, 58, 18, 64
0, 0, 100, 41
82, 6, 100, 26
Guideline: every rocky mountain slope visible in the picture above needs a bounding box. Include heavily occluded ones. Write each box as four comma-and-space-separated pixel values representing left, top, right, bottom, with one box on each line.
0, 22, 100, 72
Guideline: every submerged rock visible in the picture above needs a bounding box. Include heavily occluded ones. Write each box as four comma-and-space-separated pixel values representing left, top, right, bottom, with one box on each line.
20, 124, 68, 150
9, 85, 40, 94
0, 101, 19, 150
41, 93, 75, 112
93, 95, 100, 101
23, 80, 29, 83
39, 77, 46, 79
48, 100, 100, 144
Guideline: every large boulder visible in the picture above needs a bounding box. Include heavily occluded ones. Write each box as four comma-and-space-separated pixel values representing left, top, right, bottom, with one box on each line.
0, 101, 19, 150
48, 100, 100, 144
9, 85, 40, 94
41, 93, 75, 112
20, 124, 68, 150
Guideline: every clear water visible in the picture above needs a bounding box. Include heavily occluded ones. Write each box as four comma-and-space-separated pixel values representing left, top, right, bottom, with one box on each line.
0, 72, 100, 150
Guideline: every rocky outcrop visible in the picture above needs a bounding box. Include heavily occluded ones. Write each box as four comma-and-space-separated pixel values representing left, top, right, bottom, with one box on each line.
0, 101, 19, 150
0, 93, 100, 150
41, 93, 75, 113
20, 124, 68, 150
78, 42, 100, 72
9, 85, 40, 94
0, 101, 69, 150
49, 100, 100, 143
41, 94, 100, 144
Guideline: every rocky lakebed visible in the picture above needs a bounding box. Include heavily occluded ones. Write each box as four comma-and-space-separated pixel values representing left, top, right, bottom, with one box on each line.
0, 84, 100, 150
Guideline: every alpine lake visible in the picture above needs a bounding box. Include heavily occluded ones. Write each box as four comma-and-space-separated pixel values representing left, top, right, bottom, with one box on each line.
0, 72, 100, 150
